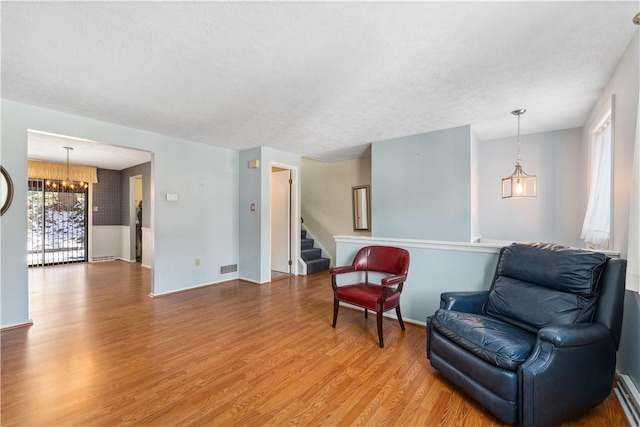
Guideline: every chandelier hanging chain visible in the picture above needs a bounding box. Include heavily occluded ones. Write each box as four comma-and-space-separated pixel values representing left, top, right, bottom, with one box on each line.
64, 147, 71, 179
516, 112, 522, 165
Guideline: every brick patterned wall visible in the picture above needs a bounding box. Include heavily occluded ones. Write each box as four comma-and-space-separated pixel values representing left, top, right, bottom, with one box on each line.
92, 169, 122, 225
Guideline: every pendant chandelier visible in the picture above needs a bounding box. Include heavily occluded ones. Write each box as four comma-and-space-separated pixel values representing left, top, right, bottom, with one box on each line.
45, 147, 89, 191
501, 109, 537, 198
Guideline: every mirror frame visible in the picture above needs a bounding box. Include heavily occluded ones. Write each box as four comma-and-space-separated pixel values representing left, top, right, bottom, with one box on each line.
352, 185, 371, 231
1, 165, 14, 216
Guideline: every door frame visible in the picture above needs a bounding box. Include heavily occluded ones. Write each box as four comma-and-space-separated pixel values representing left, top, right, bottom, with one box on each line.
269, 162, 300, 277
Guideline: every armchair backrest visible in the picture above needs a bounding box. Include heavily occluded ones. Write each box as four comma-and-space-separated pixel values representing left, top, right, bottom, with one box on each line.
351, 246, 410, 276
482, 243, 622, 335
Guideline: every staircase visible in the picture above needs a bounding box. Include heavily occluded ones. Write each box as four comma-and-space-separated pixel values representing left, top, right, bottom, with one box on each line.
301, 229, 330, 274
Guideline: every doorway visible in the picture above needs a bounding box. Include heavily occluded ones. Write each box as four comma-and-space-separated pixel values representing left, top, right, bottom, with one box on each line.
271, 167, 292, 280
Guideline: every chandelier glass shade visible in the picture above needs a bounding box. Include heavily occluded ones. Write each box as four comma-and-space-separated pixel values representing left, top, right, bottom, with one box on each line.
502, 109, 537, 198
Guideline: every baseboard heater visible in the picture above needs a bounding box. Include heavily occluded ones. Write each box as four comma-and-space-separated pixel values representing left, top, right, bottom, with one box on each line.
615, 373, 640, 427
92, 255, 116, 262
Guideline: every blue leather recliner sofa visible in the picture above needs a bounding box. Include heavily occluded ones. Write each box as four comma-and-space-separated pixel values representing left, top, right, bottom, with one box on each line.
426, 242, 626, 426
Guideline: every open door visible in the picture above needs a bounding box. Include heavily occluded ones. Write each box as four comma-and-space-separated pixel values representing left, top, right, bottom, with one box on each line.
271, 168, 291, 276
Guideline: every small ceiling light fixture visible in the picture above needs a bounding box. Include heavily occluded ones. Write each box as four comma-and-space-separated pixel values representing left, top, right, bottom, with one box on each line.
501, 109, 537, 198
633, 12, 640, 25
45, 147, 89, 191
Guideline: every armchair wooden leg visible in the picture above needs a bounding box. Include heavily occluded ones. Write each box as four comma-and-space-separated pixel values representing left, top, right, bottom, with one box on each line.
364, 308, 368, 318
377, 310, 384, 348
396, 306, 406, 330
332, 298, 339, 327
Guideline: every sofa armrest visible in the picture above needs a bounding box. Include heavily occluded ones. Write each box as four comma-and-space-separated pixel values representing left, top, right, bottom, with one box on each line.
439, 291, 489, 314
519, 323, 616, 427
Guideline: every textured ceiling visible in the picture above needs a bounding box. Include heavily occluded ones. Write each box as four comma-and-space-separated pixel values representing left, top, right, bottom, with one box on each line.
28, 131, 152, 171
2, 1, 638, 164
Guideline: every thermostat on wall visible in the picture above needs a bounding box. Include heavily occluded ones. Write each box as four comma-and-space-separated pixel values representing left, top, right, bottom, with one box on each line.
166, 193, 179, 202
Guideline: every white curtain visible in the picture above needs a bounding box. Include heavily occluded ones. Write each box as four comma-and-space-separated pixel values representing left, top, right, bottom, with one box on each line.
626, 91, 640, 293
581, 120, 612, 247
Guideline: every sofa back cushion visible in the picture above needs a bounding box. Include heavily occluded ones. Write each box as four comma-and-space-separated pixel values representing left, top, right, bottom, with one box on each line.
483, 243, 608, 333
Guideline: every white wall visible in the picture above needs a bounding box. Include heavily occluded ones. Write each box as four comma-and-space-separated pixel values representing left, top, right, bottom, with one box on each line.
90, 225, 152, 267
1, 100, 240, 327
141, 227, 152, 268
92, 225, 123, 259
477, 127, 585, 247
372, 125, 472, 242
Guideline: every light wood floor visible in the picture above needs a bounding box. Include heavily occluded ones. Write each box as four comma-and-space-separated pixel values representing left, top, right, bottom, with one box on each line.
1, 262, 628, 426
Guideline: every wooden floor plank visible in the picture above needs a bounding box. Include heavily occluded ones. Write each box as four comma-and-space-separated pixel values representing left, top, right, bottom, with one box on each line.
0, 261, 628, 426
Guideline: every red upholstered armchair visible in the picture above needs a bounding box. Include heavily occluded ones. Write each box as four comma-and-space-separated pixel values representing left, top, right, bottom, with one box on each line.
330, 246, 410, 348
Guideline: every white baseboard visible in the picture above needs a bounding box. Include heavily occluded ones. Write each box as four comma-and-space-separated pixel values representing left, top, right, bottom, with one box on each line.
616, 371, 640, 427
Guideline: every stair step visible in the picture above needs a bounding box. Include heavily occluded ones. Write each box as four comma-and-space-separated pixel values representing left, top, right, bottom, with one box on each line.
306, 258, 330, 274
301, 248, 322, 261
301, 229, 307, 239
301, 238, 314, 250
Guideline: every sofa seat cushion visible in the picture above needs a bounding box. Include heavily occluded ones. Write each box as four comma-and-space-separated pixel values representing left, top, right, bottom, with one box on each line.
433, 309, 536, 371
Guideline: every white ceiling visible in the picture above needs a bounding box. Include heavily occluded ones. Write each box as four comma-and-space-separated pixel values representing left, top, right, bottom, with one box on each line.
2, 1, 639, 165
27, 131, 152, 171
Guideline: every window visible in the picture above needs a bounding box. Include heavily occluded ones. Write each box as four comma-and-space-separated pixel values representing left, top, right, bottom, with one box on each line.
581, 97, 613, 249
27, 178, 88, 266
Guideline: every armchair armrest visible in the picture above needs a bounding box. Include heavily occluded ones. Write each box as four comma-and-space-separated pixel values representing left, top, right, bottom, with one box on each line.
330, 265, 355, 276
381, 274, 407, 287
537, 323, 610, 347
520, 323, 616, 427
439, 291, 489, 314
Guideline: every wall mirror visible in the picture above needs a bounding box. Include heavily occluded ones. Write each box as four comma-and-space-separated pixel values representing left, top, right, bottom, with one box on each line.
352, 185, 371, 231
1, 165, 15, 216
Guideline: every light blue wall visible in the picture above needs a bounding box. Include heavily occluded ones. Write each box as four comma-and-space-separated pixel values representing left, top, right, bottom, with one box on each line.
470, 128, 480, 241
239, 148, 262, 283
239, 146, 301, 283
1, 100, 240, 327
371, 125, 472, 242
477, 127, 585, 247
335, 237, 500, 324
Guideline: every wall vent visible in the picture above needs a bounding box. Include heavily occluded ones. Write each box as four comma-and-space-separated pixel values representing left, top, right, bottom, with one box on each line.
92, 255, 115, 262
220, 264, 238, 274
